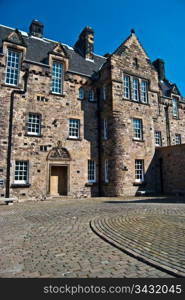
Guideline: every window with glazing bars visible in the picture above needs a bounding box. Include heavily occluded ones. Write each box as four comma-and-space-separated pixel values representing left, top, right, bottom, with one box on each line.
5, 50, 20, 86
89, 90, 95, 101
14, 161, 28, 184
140, 80, 148, 103
52, 62, 63, 94
135, 160, 144, 182
133, 119, 142, 140
27, 113, 41, 135
123, 75, 130, 99
69, 119, 80, 138
175, 134, 181, 144
88, 160, 96, 182
155, 131, 162, 146
132, 78, 139, 101
79, 87, 84, 99
172, 97, 178, 118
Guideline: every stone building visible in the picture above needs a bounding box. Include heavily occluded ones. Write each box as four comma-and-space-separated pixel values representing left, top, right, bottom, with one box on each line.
0, 20, 184, 200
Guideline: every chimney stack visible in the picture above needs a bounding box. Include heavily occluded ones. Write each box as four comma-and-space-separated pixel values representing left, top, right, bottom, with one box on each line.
29, 20, 44, 38
74, 26, 94, 60
153, 58, 165, 81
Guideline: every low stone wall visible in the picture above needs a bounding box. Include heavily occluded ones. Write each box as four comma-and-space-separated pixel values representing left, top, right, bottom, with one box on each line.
156, 144, 185, 195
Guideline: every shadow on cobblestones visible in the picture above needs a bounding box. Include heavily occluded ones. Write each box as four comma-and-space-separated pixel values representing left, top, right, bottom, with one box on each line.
104, 196, 185, 204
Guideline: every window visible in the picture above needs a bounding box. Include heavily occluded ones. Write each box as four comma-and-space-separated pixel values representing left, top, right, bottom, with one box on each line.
133, 119, 143, 140
37, 96, 48, 102
175, 134, 181, 145
69, 119, 80, 139
52, 62, 63, 94
14, 161, 29, 184
89, 89, 95, 101
172, 97, 178, 118
104, 159, 109, 183
141, 80, 148, 103
79, 87, 84, 100
132, 78, 139, 101
135, 160, 144, 182
103, 119, 108, 140
88, 160, 96, 182
155, 131, 162, 146
123, 75, 130, 99
5, 50, 20, 86
102, 85, 107, 100
40, 145, 48, 151
27, 113, 41, 136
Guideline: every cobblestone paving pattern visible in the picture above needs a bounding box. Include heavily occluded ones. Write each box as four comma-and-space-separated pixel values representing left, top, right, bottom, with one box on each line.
0, 197, 184, 278
91, 210, 185, 277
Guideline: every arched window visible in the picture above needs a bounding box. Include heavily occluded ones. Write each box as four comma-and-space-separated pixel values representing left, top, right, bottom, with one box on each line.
79, 87, 84, 99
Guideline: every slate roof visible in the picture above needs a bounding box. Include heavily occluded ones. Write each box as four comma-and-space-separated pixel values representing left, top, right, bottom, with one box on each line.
0, 25, 107, 77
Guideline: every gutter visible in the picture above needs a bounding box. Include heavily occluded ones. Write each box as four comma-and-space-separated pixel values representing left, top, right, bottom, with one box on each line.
5, 69, 29, 198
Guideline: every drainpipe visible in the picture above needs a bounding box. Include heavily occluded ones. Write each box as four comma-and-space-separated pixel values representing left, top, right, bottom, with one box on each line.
164, 104, 171, 146
97, 87, 102, 196
5, 69, 29, 198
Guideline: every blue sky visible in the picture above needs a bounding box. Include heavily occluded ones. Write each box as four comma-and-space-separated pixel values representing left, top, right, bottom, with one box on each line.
1, 0, 185, 95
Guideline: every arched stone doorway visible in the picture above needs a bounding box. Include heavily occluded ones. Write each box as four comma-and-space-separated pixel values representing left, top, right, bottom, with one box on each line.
47, 142, 71, 196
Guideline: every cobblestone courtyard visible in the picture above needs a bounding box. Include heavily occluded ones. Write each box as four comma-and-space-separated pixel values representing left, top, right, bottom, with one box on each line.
0, 197, 185, 278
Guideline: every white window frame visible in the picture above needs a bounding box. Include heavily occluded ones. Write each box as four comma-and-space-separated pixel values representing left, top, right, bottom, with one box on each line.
155, 131, 162, 146
69, 119, 80, 139
104, 159, 109, 183
52, 61, 63, 94
79, 87, 84, 100
88, 160, 96, 182
140, 80, 148, 103
175, 134, 181, 145
103, 119, 108, 140
89, 89, 95, 101
135, 159, 144, 182
14, 161, 29, 184
132, 78, 139, 101
133, 118, 143, 140
5, 49, 20, 86
123, 75, 130, 99
27, 113, 41, 136
172, 97, 178, 118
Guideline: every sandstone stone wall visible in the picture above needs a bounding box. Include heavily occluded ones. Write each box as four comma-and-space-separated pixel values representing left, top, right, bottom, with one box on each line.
0, 55, 99, 199
156, 144, 185, 195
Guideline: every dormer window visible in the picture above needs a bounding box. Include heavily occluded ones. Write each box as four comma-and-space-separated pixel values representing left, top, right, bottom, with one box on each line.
79, 87, 85, 100
89, 89, 95, 101
52, 61, 63, 94
5, 49, 20, 86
